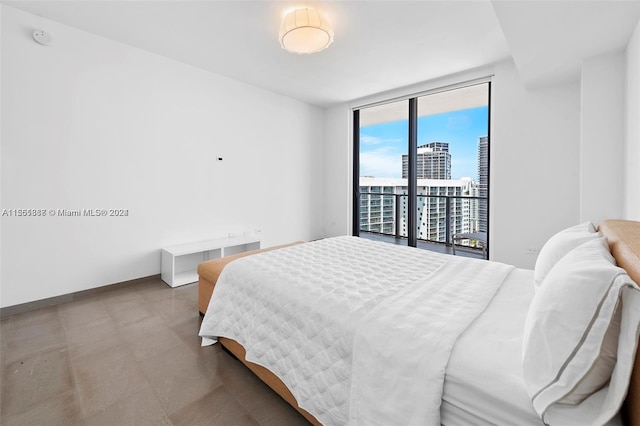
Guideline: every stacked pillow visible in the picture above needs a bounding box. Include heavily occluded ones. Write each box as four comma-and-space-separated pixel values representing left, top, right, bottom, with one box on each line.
532, 221, 599, 289
522, 222, 640, 425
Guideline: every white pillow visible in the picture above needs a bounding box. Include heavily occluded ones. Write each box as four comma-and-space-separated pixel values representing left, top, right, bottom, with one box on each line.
522, 237, 624, 418
533, 221, 598, 288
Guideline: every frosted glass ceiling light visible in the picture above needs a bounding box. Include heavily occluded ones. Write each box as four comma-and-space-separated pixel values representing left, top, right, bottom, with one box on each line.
279, 8, 334, 54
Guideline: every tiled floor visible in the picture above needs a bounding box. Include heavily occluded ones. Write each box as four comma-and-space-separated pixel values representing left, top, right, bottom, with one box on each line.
0, 279, 309, 425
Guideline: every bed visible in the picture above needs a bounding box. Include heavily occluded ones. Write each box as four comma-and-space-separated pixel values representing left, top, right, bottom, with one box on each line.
199, 219, 640, 426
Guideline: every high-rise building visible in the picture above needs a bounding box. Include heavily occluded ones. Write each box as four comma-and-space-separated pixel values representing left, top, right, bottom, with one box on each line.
401, 142, 451, 180
359, 177, 473, 241
478, 136, 489, 232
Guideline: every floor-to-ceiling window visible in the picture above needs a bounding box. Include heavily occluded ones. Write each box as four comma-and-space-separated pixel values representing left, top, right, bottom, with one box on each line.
353, 82, 490, 258
354, 99, 409, 239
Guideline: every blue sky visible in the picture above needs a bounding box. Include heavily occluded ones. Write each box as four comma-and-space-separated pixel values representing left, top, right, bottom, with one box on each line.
360, 106, 488, 180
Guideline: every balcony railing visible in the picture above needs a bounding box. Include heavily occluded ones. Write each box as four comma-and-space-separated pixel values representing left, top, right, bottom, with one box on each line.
358, 192, 488, 257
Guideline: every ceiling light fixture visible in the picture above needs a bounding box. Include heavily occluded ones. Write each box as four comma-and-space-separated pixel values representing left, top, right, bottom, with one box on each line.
279, 8, 334, 54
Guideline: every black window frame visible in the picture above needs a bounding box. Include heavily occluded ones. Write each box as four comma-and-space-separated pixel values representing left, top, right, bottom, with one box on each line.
352, 81, 492, 257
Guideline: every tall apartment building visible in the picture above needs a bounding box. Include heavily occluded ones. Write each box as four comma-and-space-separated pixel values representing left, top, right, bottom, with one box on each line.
401, 142, 451, 180
359, 177, 473, 242
478, 136, 488, 232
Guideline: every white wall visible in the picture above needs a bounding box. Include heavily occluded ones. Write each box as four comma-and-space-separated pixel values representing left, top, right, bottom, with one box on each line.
580, 51, 625, 224
323, 105, 352, 238
490, 60, 581, 268
1, 6, 324, 308
626, 18, 640, 220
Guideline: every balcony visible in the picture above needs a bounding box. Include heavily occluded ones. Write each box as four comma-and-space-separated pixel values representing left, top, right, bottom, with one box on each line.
358, 192, 487, 259
359, 232, 485, 259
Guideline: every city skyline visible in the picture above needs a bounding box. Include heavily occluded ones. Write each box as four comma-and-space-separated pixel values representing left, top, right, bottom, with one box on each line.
359, 106, 488, 180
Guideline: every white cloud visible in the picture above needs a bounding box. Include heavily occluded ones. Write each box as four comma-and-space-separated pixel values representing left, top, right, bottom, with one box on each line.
360, 134, 404, 146
360, 148, 403, 178
359, 133, 405, 177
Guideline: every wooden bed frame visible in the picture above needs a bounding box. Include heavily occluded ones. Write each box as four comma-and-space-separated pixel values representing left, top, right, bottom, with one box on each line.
205, 219, 640, 426
599, 220, 640, 426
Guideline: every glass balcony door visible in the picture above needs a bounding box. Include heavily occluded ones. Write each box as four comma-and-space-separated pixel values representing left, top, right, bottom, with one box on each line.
415, 84, 489, 248
355, 99, 409, 244
354, 82, 490, 258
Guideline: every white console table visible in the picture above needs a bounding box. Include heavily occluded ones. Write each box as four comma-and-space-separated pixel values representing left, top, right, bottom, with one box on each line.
161, 235, 261, 287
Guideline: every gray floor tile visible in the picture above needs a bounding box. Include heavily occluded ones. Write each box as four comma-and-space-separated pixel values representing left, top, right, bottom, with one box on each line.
169, 385, 259, 426
64, 315, 124, 361
147, 295, 195, 325
1, 389, 83, 426
118, 315, 184, 360
0, 279, 310, 425
58, 296, 111, 329
2, 348, 76, 417
73, 343, 149, 417
138, 343, 222, 416
105, 298, 156, 329
83, 383, 171, 426
2, 308, 67, 365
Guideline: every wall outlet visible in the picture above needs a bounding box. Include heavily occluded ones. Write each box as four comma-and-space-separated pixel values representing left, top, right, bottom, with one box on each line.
526, 247, 540, 255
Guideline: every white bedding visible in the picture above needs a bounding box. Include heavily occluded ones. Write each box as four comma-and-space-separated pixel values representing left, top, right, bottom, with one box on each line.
349, 257, 513, 425
199, 236, 519, 425
442, 268, 543, 425
441, 247, 630, 426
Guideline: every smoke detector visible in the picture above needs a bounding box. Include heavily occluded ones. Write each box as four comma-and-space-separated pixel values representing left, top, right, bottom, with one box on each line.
33, 30, 52, 46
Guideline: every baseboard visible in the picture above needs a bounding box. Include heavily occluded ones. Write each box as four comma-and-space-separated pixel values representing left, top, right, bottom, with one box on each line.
0, 274, 161, 318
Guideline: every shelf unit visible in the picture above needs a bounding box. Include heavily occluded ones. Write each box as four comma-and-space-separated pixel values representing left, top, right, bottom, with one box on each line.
161, 235, 261, 287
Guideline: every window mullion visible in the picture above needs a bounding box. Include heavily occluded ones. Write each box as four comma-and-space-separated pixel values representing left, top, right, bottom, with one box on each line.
408, 98, 418, 247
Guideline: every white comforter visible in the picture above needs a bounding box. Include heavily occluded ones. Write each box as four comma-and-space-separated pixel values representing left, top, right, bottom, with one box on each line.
199, 236, 514, 425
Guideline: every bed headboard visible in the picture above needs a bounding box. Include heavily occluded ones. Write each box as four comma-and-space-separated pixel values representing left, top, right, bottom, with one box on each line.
598, 220, 640, 426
